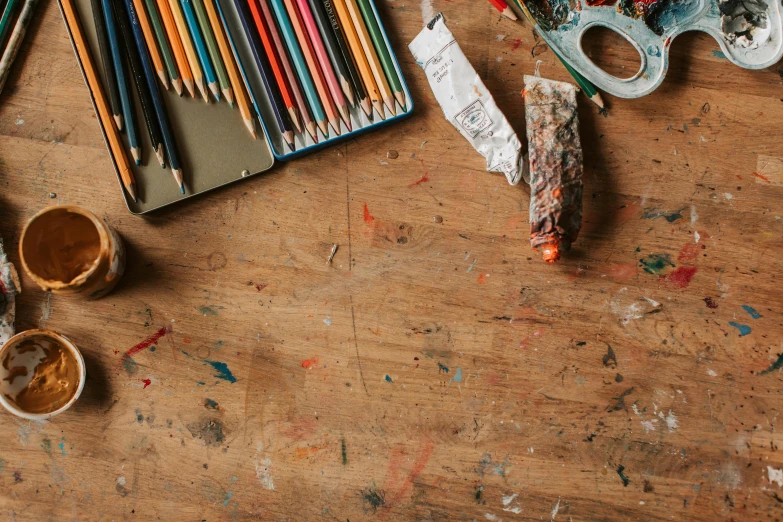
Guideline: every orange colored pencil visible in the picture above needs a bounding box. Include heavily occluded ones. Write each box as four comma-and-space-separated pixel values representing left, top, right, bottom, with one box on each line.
283, 0, 341, 134
331, 0, 382, 119
156, 0, 195, 97
130, 0, 169, 88
61, 0, 137, 201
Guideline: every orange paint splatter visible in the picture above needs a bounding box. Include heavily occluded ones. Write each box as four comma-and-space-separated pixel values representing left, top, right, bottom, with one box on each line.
293, 444, 327, 460
182, 337, 191, 344
301, 357, 319, 369
408, 174, 429, 187
753, 171, 771, 183
477, 273, 489, 284
363, 203, 375, 223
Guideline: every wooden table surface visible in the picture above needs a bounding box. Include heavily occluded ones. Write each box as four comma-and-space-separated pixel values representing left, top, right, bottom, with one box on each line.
1, 0, 783, 519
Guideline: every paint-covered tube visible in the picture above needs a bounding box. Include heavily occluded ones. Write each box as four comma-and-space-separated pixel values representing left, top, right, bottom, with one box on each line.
409, 14, 526, 186
524, 75, 583, 262
0, 237, 21, 346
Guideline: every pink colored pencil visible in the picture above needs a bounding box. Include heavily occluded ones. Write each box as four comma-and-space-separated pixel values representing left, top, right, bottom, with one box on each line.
294, 0, 351, 130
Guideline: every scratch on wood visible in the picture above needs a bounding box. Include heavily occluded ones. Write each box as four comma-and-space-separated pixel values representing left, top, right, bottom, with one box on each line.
350, 294, 369, 396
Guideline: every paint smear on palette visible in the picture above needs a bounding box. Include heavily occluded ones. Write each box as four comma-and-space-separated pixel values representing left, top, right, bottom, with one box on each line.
728, 321, 751, 337
607, 264, 636, 281
181, 350, 238, 383
449, 367, 463, 386
363, 203, 375, 224
642, 207, 683, 222
126, 325, 172, 357
639, 254, 674, 275
759, 354, 783, 375
660, 266, 697, 288
301, 357, 319, 369
742, 305, 761, 319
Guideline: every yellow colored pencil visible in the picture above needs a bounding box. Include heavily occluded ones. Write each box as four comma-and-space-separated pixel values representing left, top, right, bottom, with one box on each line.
167, 0, 209, 101
157, 0, 195, 97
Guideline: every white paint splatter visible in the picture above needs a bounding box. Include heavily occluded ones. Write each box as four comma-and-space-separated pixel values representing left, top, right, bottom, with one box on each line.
632, 404, 641, 416
707, 369, 717, 377
40, 293, 52, 322
664, 410, 678, 431
15, 118, 24, 126
502, 493, 517, 506
484, 514, 498, 521
421, 0, 435, 25
641, 420, 657, 433
467, 259, 478, 272
528, 447, 534, 453
768, 466, 783, 487
496, 57, 503, 62
504, 505, 522, 514
116, 476, 126, 486
496, 35, 507, 41
690, 204, 698, 226
723, 193, 733, 200
550, 497, 561, 520
694, 231, 701, 243
254, 442, 275, 490
323, 316, 332, 326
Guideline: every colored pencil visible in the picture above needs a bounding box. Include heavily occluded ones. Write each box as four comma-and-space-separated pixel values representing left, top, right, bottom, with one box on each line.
283, 0, 341, 134
296, 0, 349, 129
270, 0, 327, 136
60, 0, 136, 201
204, 0, 254, 135
123, 0, 185, 192
330, 0, 381, 119
322, 0, 370, 119
307, 0, 352, 105
342, 0, 393, 115
0, 0, 19, 50
216, 0, 262, 132
89, 0, 123, 130
233, 0, 295, 149
506, 0, 604, 111
168, 0, 208, 100
246, 0, 300, 133
181, 0, 219, 100
192, 0, 230, 103
144, 0, 183, 94
102, 0, 141, 163
130, 0, 169, 88
355, 0, 403, 109
487, 0, 517, 21
156, 0, 194, 97
259, 0, 316, 141
0, 0, 36, 95
115, 0, 165, 167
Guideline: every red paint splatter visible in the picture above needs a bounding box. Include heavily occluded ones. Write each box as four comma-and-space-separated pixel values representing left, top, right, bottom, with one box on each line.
736, 175, 743, 180
255, 283, 268, 292
182, 337, 191, 344
408, 174, 429, 187
141, 379, 151, 389
660, 266, 697, 288
520, 337, 529, 349
607, 264, 636, 281
382, 438, 435, 510
363, 203, 375, 224
511, 38, 522, 51
678, 243, 700, 262
301, 357, 319, 369
703, 297, 719, 309
753, 171, 772, 183
477, 273, 489, 284
113, 350, 119, 355
126, 326, 171, 357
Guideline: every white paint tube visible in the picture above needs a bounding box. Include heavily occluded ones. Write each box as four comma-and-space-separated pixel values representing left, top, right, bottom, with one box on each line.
409, 13, 526, 186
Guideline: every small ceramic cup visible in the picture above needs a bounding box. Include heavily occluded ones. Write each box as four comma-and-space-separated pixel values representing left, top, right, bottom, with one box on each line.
19, 205, 126, 299
0, 329, 86, 420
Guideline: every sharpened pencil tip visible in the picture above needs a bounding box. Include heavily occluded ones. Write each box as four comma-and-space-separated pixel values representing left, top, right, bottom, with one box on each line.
180, 185, 185, 194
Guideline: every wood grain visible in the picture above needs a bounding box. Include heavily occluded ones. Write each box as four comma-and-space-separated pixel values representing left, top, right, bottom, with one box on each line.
1, 0, 783, 520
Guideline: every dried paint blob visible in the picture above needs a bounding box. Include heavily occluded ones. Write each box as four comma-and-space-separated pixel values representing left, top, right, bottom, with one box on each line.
1, 334, 81, 414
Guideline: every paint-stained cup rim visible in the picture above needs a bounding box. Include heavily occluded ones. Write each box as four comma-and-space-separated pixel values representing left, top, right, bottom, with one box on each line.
0, 329, 86, 420
19, 205, 110, 292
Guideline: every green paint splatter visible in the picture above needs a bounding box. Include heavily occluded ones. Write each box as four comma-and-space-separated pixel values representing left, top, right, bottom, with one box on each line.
204, 398, 219, 409
437, 362, 450, 373
122, 355, 138, 375
617, 465, 630, 487
223, 491, 232, 505
341, 438, 347, 465
41, 438, 51, 454
204, 360, 237, 383
639, 253, 675, 274
197, 305, 222, 316
384, 375, 393, 383
759, 353, 783, 375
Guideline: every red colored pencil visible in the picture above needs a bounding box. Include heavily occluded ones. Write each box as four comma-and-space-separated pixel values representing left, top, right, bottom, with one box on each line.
246, 0, 301, 132
487, 0, 517, 20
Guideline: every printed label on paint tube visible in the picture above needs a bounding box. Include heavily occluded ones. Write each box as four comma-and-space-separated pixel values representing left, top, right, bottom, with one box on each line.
409, 14, 527, 186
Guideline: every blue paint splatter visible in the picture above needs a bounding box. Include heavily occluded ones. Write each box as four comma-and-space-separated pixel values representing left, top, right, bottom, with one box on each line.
711, 50, 726, 59
642, 207, 683, 222
728, 322, 751, 337
647, 44, 661, 57
223, 491, 232, 505
385, 375, 393, 383
59, 439, 66, 456
742, 305, 761, 319
204, 360, 237, 383
759, 354, 783, 375
437, 362, 450, 373
449, 367, 463, 387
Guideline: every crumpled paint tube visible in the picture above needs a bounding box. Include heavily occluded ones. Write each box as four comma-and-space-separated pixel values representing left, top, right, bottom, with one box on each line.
524, 75, 583, 262
409, 14, 526, 186
0, 237, 21, 346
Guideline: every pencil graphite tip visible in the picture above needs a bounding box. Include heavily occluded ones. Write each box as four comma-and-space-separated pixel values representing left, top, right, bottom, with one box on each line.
360, 98, 372, 119
113, 114, 123, 132
316, 119, 328, 137
127, 181, 138, 203
337, 105, 351, 130
224, 88, 234, 107
329, 118, 342, 137
383, 96, 397, 117
158, 70, 169, 89
394, 91, 406, 111
173, 78, 183, 96
340, 77, 355, 107
209, 82, 220, 102
156, 144, 165, 168
184, 78, 195, 98
172, 168, 184, 193
180, 185, 185, 194
284, 131, 295, 152
288, 107, 302, 134
372, 100, 385, 121
244, 118, 256, 139
131, 147, 141, 165
306, 121, 317, 143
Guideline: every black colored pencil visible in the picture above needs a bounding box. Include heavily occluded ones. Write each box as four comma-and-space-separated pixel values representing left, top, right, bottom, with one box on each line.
89, 0, 123, 130
232, 0, 294, 150
121, 0, 185, 192
113, 0, 164, 167
307, 0, 352, 105
321, 0, 369, 119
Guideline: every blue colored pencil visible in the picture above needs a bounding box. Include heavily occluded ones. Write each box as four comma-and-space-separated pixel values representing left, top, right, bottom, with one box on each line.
232, 0, 294, 150
102, 0, 140, 164
122, 0, 185, 193
214, 0, 263, 123
270, 0, 327, 137
180, 0, 219, 101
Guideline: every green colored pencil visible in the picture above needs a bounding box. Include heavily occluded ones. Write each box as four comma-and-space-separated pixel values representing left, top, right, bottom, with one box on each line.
144, 0, 183, 95
192, 0, 231, 103
354, 0, 403, 109
507, 0, 605, 111
0, 0, 19, 48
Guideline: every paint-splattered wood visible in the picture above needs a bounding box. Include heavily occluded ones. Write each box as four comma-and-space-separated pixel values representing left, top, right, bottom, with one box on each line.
1, 0, 783, 520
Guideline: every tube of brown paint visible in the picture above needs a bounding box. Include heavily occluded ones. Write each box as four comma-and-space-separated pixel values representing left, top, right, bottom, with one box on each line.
523, 75, 583, 262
